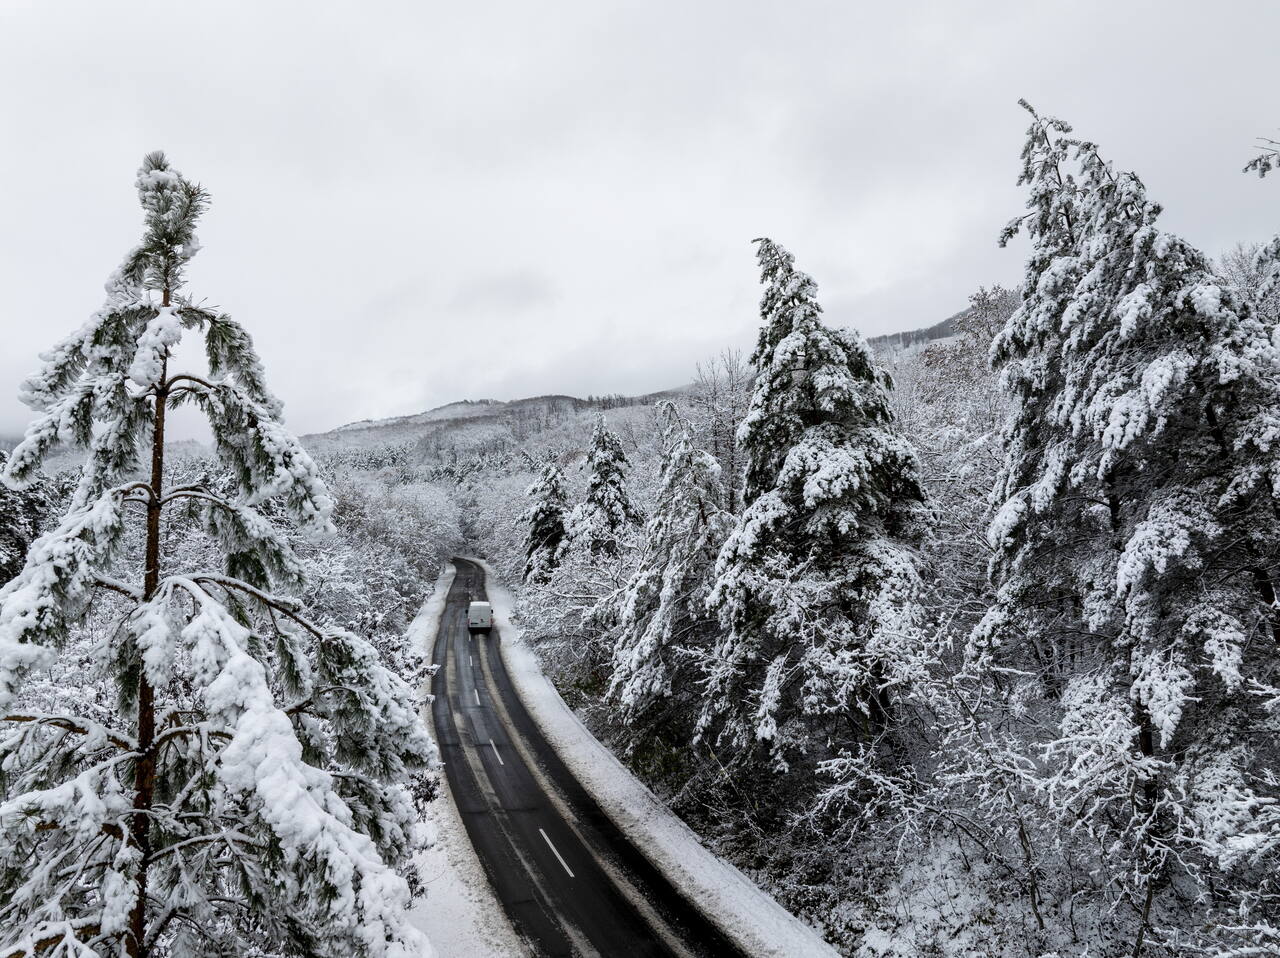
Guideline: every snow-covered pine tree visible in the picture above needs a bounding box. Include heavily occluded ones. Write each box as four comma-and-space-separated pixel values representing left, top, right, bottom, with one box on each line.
975, 102, 1086, 670
522, 462, 569, 582
0, 154, 435, 958
609, 402, 731, 728
566, 414, 639, 557
701, 238, 925, 773
980, 104, 1280, 948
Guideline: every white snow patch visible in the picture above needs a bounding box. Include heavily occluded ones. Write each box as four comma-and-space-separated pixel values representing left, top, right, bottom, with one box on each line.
128, 306, 183, 387
471, 557, 837, 958
406, 564, 457, 664
852, 841, 1036, 958
405, 564, 529, 957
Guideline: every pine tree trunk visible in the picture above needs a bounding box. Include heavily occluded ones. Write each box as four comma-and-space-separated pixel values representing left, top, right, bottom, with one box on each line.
1131, 715, 1159, 958
129, 318, 168, 958
1107, 481, 1164, 956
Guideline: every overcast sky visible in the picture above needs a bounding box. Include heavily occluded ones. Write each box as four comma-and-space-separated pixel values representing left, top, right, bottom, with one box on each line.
1, 1, 1277, 439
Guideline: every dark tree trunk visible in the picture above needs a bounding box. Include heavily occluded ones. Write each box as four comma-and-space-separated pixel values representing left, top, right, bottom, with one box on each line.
128, 294, 169, 958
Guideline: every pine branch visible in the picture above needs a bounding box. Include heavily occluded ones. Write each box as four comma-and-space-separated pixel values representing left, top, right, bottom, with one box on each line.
33, 819, 125, 840
1, 713, 135, 751
94, 576, 142, 600
157, 486, 219, 506
150, 828, 264, 861
187, 573, 304, 617
164, 372, 215, 391
1244, 136, 1280, 178
150, 722, 233, 753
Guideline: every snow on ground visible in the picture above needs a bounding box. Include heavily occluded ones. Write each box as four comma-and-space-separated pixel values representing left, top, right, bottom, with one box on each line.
472, 557, 839, 958
405, 564, 530, 957
852, 841, 1032, 958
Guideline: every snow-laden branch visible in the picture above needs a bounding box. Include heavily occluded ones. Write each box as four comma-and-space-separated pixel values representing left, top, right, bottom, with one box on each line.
176, 377, 335, 539
168, 577, 429, 956
1244, 135, 1280, 179
1, 713, 135, 752
159, 487, 305, 592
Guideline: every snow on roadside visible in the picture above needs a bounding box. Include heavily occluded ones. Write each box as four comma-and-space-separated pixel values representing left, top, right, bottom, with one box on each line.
471, 557, 838, 958
405, 563, 529, 957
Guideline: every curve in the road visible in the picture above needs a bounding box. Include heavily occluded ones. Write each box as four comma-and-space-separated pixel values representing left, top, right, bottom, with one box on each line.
429, 558, 746, 958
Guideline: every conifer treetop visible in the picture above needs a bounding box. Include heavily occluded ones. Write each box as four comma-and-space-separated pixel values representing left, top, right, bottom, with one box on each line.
740, 237, 922, 530
3, 152, 303, 516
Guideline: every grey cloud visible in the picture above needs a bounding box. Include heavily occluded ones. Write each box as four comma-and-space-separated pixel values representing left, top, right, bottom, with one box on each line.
0, 0, 1276, 440
447, 272, 558, 314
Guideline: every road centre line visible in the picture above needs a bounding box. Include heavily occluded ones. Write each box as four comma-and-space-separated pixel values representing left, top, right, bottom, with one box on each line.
540, 828, 575, 878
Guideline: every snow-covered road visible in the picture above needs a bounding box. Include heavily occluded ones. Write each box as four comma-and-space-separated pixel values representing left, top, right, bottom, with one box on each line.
406, 564, 530, 957
426, 558, 739, 956
417, 557, 836, 957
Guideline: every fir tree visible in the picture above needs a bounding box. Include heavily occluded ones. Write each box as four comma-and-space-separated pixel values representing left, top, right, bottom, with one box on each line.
979, 104, 1280, 948
702, 238, 925, 772
0, 154, 434, 957
522, 461, 568, 582
566, 415, 639, 557
609, 402, 731, 726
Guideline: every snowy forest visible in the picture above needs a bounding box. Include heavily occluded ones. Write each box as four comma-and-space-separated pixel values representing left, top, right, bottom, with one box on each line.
1, 105, 1279, 957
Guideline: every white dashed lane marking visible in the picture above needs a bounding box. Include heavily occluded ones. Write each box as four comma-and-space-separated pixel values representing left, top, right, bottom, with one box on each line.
540, 828, 574, 878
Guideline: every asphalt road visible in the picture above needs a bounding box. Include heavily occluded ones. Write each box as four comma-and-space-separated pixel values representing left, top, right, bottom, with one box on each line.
429, 558, 745, 958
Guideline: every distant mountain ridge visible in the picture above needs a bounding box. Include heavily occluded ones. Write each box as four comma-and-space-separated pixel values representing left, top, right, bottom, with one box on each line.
303, 387, 687, 463
867, 309, 964, 352
330, 399, 503, 435
301, 312, 960, 458
314, 389, 683, 438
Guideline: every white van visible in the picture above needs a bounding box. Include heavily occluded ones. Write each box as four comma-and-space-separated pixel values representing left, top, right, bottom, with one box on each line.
467, 601, 493, 634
